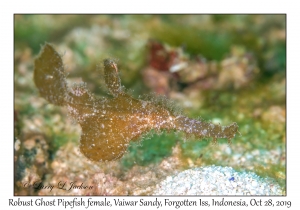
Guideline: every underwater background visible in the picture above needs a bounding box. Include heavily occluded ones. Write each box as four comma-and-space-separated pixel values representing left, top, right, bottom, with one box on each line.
14, 14, 286, 195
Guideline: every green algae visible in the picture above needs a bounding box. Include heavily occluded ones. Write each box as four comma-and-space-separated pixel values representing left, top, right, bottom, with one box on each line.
121, 132, 178, 169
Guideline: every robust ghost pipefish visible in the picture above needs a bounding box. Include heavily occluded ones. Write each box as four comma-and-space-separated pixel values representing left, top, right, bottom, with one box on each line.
34, 43, 238, 162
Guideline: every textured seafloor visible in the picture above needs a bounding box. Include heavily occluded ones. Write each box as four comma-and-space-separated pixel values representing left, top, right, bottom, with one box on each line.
154, 166, 283, 195
14, 15, 286, 196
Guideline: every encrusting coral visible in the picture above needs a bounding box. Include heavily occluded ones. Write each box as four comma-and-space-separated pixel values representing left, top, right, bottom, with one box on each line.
34, 43, 238, 162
